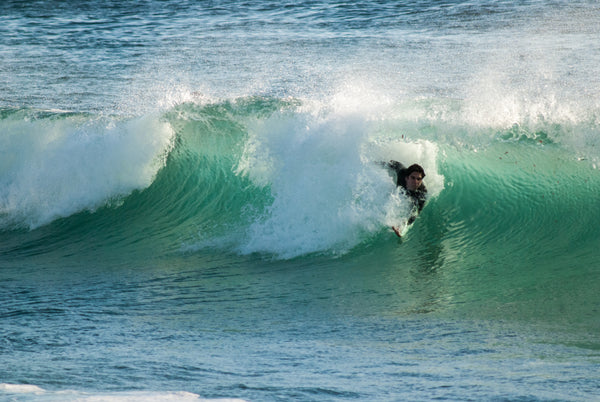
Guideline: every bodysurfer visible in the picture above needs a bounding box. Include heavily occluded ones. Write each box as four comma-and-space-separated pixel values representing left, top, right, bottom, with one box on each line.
383, 161, 427, 236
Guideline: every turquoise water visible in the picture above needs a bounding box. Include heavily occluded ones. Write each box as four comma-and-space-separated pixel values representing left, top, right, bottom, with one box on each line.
1, 1, 599, 401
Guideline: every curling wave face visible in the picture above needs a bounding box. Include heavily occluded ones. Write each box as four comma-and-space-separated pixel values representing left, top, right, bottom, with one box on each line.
1, 96, 598, 265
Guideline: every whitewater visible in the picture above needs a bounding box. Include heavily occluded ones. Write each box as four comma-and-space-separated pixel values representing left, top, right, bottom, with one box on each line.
1, 1, 599, 401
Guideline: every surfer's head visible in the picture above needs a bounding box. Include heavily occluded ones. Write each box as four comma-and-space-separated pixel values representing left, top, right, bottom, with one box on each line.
405, 164, 425, 191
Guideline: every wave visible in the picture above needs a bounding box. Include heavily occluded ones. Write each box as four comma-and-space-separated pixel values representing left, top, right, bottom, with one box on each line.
0, 96, 598, 263
0, 107, 174, 229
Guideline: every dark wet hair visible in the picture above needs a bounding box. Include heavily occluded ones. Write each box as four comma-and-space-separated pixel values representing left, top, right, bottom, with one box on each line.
407, 164, 426, 178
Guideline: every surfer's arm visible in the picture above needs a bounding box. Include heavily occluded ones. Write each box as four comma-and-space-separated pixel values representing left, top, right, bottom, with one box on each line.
375, 160, 405, 170
377, 160, 407, 186
417, 192, 427, 213
387, 160, 405, 171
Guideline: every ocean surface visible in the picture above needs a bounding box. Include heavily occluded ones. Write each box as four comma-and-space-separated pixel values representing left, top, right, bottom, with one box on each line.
1, 0, 599, 401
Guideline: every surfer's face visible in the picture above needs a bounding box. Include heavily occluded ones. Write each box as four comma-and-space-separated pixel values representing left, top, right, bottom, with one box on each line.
406, 172, 423, 191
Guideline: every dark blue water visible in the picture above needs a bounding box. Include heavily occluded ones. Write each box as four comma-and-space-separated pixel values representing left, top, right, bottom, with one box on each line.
1, 1, 599, 401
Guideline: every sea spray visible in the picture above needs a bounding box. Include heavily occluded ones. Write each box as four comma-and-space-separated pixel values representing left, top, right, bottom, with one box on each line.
234, 99, 444, 258
0, 109, 174, 229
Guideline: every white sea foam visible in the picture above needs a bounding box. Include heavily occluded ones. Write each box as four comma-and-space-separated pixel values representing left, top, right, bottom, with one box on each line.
0, 383, 45, 393
0, 384, 246, 402
236, 91, 444, 258
0, 112, 174, 229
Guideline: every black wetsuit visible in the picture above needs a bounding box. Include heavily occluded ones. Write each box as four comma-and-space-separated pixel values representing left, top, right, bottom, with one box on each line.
386, 161, 427, 224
